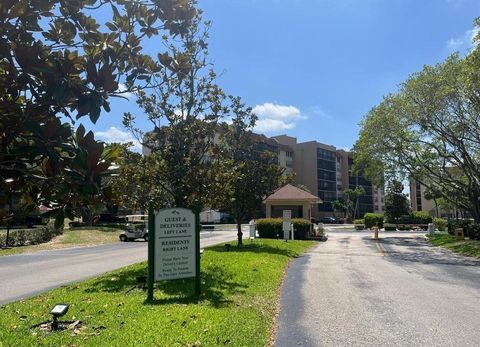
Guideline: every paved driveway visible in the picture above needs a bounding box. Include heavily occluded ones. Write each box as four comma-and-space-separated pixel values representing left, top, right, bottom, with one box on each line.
275, 231, 480, 346
0, 230, 238, 305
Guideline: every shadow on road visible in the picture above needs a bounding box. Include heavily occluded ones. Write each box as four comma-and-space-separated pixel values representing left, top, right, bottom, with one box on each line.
364, 236, 480, 267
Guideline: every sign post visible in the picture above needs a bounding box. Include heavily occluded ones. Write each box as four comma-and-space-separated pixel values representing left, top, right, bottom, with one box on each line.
249, 220, 256, 239
147, 203, 155, 301
282, 210, 292, 241
147, 207, 200, 300
194, 208, 201, 295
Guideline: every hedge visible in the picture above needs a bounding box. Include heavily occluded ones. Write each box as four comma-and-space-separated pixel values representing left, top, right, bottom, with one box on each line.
69, 222, 128, 230
353, 219, 364, 225
0, 223, 63, 247
256, 218, 311, 240
384, 223, 396, 231
411, 211, 433, 224
447, 219, 480, 240
364, 213, 384, 229
387, 212, 432, 225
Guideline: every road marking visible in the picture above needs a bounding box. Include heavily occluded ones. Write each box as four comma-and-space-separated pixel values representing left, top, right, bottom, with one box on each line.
375, 241, 386, 256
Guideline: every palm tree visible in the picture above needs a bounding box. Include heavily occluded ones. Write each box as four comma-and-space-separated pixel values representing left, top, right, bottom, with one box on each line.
332, 199, 348, 219
344, 186, 366, 220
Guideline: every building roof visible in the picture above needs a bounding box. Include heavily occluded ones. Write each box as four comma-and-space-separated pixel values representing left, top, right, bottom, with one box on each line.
265, 184, 321, 203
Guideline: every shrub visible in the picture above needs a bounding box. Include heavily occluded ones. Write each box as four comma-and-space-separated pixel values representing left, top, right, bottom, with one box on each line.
384, 223, 396, 231
256, 218, 311, 240
388, 212, 432, 225
0, 222, 63, 247
314, 224, 325, 236
353, 219, 364, 225
468, 224, 480, 240
411, 211, 433, 224
447, 219, 475, 236
292, 218, 311, 240
364, 213, 384, 229
448, 220, 480, 240
433, 218, 447, 232
398, 225, 411, 231
388, 214, 412, 224
256, 218, 281, 239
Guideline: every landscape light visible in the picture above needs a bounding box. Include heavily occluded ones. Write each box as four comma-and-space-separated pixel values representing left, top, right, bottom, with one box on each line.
50, 303, 69, 330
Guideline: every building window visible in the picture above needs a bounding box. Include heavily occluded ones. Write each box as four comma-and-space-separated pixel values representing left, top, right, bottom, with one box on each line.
317, 159, 336, 172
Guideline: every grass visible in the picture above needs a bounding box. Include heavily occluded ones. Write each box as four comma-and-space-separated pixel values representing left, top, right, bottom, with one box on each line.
0, 227, 122, 257
427, 233, 480, 259
0, 239, 315, 346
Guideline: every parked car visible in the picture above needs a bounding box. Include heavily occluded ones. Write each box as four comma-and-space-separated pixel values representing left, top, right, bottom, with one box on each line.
119, 223, 148, 242
320, 217, 337, 224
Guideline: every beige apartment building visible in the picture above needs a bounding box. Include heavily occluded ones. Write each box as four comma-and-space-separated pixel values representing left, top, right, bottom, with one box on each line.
272, 135, 384, 220
143, 126, 384, 220
409, 179, 455, 218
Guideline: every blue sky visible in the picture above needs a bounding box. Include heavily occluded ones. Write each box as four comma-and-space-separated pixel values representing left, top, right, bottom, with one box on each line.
91, 0, 480, 151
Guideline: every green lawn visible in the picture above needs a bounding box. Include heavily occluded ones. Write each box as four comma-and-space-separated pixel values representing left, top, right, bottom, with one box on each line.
427, 233, 480, 259
0, 227, 122, 257
0, 239, 315, 346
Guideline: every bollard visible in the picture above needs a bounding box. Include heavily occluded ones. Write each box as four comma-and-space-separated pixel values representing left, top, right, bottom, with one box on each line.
373, 226, 379, 240
427, 223, 435, 235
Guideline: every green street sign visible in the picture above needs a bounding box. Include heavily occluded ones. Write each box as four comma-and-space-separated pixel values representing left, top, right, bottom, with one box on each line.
147, 206, 201, 301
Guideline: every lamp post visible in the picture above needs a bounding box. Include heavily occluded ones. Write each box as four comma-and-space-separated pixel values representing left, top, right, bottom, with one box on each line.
3, 178, 13, 249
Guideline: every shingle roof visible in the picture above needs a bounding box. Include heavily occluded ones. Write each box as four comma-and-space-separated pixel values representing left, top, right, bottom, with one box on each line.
265, 184, 321, 202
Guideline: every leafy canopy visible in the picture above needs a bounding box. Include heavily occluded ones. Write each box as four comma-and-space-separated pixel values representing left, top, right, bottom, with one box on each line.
353, 18, 480, 222
0, 0, 197, 223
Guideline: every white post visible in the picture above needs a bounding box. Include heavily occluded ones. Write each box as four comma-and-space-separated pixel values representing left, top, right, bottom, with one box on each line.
282, 210, 292, 241
428, 223, 435, 235
291, 224, 294, 240
249, 219, 256, 240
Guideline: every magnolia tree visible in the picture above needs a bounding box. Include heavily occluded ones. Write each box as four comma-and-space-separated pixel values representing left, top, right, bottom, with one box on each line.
123, 12, 228, 210
111, 144, 168, 214
211, 97, 286, 246
353, 19, 480, 222
0, 0, 197, 224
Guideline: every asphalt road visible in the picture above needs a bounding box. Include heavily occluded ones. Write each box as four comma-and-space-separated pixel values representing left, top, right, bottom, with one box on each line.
275, 231, 480, 347
0, 229, 239, 305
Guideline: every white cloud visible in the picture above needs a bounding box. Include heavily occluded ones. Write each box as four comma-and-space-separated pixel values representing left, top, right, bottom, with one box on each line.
446, 37, 464, 50
252, 103, 305, 120
252, 102, 307, 133
95, 127, 141, 152
446, 27, 479, 52
307, 105, 333, 120
254, 119, 296, 132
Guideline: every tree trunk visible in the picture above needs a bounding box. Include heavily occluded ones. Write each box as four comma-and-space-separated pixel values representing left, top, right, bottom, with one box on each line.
236, 219, 243, 247
433, 198, 439, 218
81, 208, 94, 226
